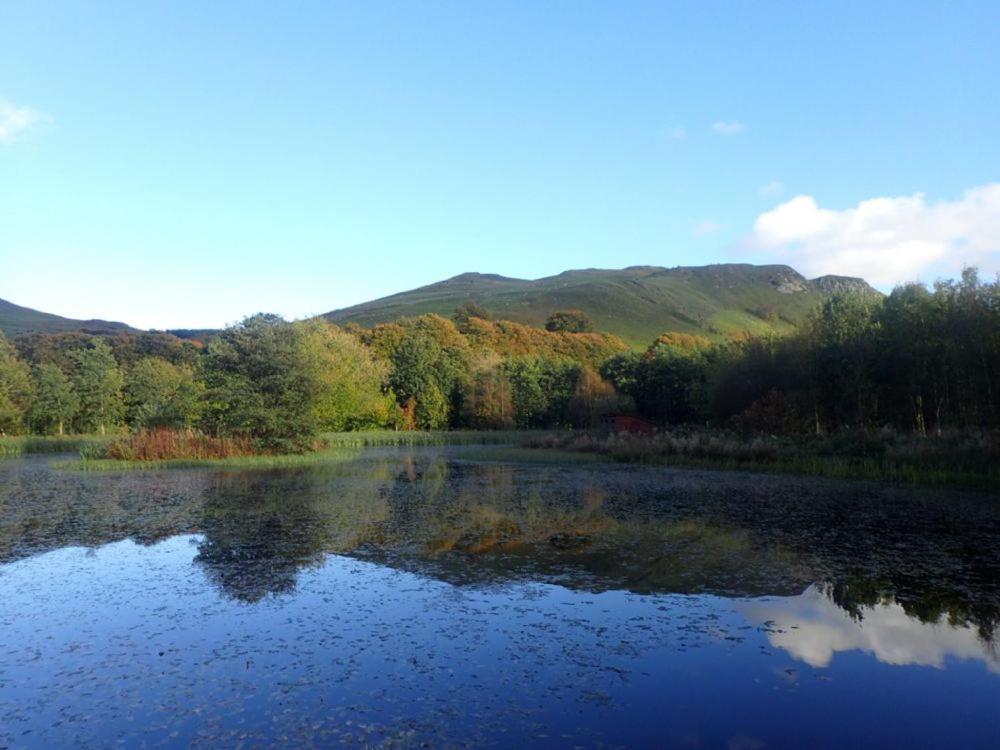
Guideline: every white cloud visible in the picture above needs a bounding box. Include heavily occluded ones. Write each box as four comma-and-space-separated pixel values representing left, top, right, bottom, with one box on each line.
711, 120, 746, 135
666, 126, 686, 140
0, 98, 46, 143
693, 220, 721, 237
758, 180, 783, 197
741, 586, 999, 672
746, 184, 1000, 285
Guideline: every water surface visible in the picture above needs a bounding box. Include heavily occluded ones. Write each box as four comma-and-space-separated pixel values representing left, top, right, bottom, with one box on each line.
1, 447, 998, 748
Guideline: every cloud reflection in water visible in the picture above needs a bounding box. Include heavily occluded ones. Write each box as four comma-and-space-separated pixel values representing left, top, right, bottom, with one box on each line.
742, 585, 999, 672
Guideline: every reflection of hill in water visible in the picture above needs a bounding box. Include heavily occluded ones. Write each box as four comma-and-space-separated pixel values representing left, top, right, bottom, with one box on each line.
2, 447, 998, 638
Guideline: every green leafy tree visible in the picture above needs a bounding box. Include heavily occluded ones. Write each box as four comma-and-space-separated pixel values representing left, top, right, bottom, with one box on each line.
806, 292, 879, 430
389, 335, 452, 429
124, 357, 203, 429
600, 351, 642, 396
200, 314, 324, 451
28, 364, 79, 435
70, 339, 124, 435
502, 356, 548, 428
0, 332, 32, 434
300, 321, 396, 431
537, 359, 582, 426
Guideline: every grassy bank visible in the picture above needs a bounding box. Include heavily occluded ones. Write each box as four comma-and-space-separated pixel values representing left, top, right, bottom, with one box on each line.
523, 430, 1000, 491
319, 430, 539, 448
0, 434, 112, 459
51, 429, 544, 471
55, 448, 364, 472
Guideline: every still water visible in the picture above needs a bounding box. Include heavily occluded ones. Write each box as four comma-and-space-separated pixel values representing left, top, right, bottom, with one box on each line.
1, 447, 998, 748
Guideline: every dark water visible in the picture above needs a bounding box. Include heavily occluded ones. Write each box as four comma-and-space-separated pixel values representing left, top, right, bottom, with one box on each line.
1, 447, 998, 749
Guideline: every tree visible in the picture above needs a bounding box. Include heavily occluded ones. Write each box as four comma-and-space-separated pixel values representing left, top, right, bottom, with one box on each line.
299, 320, 396, 431
568, 368, 625, 427
503, 356, 548, 428
600, 352, 642, 397
124, 357, 202, 429
380, 315, 473, 429
545, 310, 594, 333
28, 364, 79, 435
806, 292, 879, 430
70, 339, 124, 435
389, 335, 451, 429
0, 332, 32, 434
461, 355, 514, 429
200, 314, 325, 451
453, 300, 491, 331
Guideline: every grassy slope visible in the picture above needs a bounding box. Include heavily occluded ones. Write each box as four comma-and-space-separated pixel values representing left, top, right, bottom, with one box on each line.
0, 297, 136, 337
325, 264, 873, 347
4, 264, 877, 346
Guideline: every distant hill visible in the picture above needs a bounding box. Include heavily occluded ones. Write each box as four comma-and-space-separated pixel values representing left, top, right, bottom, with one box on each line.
324, 264, 880, 347
0, 297, 138, 338
3, 264, 880, 347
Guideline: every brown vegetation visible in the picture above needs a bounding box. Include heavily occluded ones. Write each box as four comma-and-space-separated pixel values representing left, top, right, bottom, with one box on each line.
105, 428, 256, 461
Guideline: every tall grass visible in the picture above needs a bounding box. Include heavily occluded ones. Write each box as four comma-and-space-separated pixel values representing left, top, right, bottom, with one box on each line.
0, 434, 112, 459
523, 429, 1000, 490
57, 449, 362, 472
319, 430, 537, 448
54, 428, 544, 471
104, 428, 255, 461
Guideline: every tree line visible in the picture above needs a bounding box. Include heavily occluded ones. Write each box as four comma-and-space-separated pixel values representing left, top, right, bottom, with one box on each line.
0, 309, 629, 451
601, 268, 1000, 434
1, 269, 997, 451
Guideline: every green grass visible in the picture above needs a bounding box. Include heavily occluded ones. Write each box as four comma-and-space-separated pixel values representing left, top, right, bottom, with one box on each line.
319, 430, 537, 447
522, 431, 1000, 491
52, 430, 545, 471
324, 264, 868, 347
55, 447, 364, 472
0, 434, 113, 459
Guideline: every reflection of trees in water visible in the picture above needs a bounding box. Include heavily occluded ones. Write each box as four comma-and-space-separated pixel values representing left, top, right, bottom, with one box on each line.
3, 450, 999, 640
192, 466, 391, 603
743, 584, 1000, 670
826, 577, 1000, 646
0, 458, 207, 562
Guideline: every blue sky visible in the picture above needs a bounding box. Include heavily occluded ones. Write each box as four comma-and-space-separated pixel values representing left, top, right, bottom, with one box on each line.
2, 1, 998, 329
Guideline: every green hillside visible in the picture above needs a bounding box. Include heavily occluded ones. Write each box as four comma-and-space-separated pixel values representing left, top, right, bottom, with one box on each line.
3, 264, 879, 346
0, 297, 136, 338
325, 264, 879, 347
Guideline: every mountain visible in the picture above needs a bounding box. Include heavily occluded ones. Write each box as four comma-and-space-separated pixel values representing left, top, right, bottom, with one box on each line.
324, 264, 880, 347
0, 297, 138, 338
3, 264, 880, 347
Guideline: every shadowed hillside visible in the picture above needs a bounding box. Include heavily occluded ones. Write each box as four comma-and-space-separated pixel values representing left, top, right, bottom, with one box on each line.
325, 264, 879, 346
0, 297, 137, 337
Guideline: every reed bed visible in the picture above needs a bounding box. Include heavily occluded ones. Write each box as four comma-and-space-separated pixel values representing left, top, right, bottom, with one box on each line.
0, 434, 112, 459
102, 428, 256, 462
522, 429, 1000, 490
58, 449, 363, 472
319, 430, 539, 448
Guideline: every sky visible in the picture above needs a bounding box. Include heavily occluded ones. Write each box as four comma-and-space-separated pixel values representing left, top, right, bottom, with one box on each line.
1, 1, 998, 330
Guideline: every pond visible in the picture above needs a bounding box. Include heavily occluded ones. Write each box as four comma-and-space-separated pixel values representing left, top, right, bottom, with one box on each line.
1, 446, 998, 748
